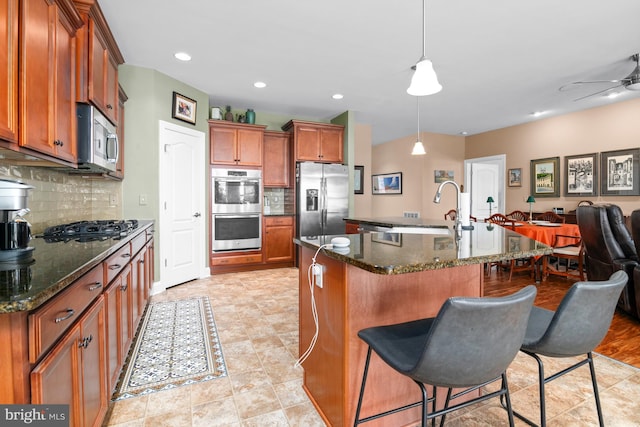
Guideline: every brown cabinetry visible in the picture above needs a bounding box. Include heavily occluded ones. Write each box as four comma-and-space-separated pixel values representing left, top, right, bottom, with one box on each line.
109, 84, 127, 179
264, 216, 294, 263
31, 296, 108, 427
209, 120, 266, 166
19, 0, 83, 164
74, 0, 123, 125
0, 0, 18, 144
263, 131, 291, 187
282, 120, 344, 163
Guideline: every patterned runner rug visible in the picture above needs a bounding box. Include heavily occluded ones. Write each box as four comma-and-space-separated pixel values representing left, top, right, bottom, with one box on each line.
112, 296, 227, 400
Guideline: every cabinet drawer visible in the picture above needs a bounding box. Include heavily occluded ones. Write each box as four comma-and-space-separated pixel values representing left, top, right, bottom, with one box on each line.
264, 216, 293, 226
131, 232, 146, 256
211, 254, 262, 266
104, 243, 132, 285
29, 264, 105, 363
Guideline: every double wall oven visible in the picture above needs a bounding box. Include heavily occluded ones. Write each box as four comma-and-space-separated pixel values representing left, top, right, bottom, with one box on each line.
211, 168, 262, 252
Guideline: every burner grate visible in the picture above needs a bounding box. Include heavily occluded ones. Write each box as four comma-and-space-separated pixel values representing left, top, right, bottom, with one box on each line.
41, 220, 139, 242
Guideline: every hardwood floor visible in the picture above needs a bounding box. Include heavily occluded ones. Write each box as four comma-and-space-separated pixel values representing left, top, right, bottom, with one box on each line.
484, 268, 640, 368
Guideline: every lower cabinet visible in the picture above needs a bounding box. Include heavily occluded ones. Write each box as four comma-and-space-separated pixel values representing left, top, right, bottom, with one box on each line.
264, 216, 294, 263
31, 296, 108, 427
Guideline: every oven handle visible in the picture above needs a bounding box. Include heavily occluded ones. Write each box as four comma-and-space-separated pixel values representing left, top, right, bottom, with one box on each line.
213, 178, 261, 184
213, 214, 261, 219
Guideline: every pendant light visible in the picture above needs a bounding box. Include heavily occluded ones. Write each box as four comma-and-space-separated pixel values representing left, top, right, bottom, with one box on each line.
411, 97, 426, 155
407, 0, 442, 96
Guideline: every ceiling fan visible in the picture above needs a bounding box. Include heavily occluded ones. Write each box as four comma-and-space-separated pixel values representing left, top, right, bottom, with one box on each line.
559, 54, 640, 101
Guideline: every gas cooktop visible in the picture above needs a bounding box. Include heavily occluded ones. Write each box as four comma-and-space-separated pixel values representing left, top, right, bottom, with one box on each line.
39, 219, 139, 243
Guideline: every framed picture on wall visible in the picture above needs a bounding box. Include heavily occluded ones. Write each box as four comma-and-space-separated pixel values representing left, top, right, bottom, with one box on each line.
372, 172, 402, 195
171, 92, 197, 124
530, 157, 560, 197
354, 165, 364, 194
508, 168, 522, 187
600, 148, 640, 196
565, 153, 597, 197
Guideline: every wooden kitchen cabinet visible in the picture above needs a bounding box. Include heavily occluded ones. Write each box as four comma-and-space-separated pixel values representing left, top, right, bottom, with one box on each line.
282, 120, 344, 163
103, 276, 120, 393
31, 296, 108, 427
263, 131, 291, 187
74, 0, 124, 125
109, 84, 127, 179
19, 0, 83, 164
209, 120, 266, 166
0, 0, 18, 144
264, 216, 294, 264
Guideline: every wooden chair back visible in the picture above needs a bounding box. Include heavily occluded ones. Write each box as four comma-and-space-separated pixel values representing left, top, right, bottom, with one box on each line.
535, 211, 565, 223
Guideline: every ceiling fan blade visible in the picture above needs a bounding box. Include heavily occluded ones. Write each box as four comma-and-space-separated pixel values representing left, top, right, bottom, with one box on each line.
559, 80, 622, 91
572, 84, 624, 101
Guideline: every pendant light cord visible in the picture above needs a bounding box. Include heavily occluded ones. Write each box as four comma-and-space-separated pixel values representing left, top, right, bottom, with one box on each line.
416, 97, 421, 141
421, 0, 426, 59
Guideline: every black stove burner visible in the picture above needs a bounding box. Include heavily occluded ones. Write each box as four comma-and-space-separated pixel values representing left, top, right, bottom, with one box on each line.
40, 220, 139, 243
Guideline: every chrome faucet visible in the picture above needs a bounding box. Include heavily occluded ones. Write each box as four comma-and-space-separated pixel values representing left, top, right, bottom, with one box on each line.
434, 180, 462, 239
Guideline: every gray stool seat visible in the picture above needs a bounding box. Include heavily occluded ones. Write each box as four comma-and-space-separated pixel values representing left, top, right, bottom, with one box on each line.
353, 285, 537, 427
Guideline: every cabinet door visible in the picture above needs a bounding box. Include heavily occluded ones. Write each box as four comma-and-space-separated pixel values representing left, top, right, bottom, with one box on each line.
130, 252, 143, 329
79, 298, 108, 427
319, 127, 344, 163
295, 126, 321, 161
236, 128, 263, 166
104, 55, 118, 123
210, 126, 237, 165
104, 279, 120, 392
264, 217, 294, 263
0, 0, 18, 143
31, 324, 83, 427
117, 265, 132, 363
263, 132, 290, 187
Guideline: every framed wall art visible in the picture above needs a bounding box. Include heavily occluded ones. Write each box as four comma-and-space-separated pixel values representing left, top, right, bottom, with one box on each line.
565, 153, 597, 197
530, 156, 560, 198
354, 165, 364, 194
371, 232, 402, 246
171, 92, 197, 124
508, 168, 522, 187
434, 170, 454, 183
600, 148, 640, 196
372, 172, 402, 195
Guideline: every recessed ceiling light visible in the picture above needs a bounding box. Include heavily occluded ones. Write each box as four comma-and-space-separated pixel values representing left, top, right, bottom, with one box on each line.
174, 52, 191, 61
254, 81, 267, 88
460, 131, 468, 135
531, 111, 545, 117
332, 94, 344, 100
606, 92, 620, 99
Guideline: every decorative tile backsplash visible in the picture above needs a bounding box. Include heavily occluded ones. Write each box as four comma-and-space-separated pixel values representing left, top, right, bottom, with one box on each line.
0, 160, 122, 234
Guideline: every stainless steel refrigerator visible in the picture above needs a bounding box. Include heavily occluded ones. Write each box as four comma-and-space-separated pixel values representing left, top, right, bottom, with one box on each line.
296, 162, 349, 237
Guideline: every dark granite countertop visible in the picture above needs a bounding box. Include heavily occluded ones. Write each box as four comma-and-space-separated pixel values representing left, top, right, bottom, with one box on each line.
0, 220, 154, 313
295, 221, 552, 275
344, 216, 451, 228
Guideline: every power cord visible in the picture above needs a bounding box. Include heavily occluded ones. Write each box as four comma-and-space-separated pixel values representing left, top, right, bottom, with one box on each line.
295, 244, 331, 368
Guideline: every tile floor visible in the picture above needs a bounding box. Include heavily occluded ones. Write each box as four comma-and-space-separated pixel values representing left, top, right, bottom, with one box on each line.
104, 268, 640, 426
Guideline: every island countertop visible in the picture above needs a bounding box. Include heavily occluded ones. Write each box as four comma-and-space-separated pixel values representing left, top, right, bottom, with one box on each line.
295, 220, 551, 275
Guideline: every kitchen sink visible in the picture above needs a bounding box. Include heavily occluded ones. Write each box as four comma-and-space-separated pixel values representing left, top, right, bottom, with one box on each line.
389, 226, 451, 235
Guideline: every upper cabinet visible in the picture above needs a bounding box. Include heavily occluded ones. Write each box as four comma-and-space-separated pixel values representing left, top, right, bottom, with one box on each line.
263, 131, 291, 187
109, 84, 127, 179
209, 120, 266, 167
74, 0, 124, 125
19, 0, 84, 164
0, 0, 18, 144
282, 120, 344, 163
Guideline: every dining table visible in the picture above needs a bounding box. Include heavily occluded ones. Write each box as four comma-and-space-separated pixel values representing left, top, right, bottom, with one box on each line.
511, 220, 581, 281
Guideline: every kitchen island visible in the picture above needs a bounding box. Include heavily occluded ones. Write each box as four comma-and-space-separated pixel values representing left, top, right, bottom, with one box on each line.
295, 220, 550, 427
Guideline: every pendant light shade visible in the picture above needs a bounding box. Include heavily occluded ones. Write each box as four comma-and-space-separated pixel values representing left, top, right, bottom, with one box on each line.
407, 0, 442, 96
407, 59, 442, 96
411, 141, 426, 155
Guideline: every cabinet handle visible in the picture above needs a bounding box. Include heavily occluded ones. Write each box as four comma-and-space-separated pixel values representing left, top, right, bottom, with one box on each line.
88, 282, 102, 291
138, 259, 145, 264
120, 283, 128, 291
107, 104, 113, 110
78, 334, 93, 349
109, 264, 121, 270
55, 308, 75, 323
122, 253, 131, 258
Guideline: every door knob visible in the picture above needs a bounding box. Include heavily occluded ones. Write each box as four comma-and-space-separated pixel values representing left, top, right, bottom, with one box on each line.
193, 212, 201, 217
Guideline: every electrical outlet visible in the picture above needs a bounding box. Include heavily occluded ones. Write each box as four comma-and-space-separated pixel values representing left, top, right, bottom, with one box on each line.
109, 194, 117, 206
312, 264, 324, 288
139, 194, 148, 205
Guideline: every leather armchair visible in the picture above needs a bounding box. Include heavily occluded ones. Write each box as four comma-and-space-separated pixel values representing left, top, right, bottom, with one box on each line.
629, 209, 640, 319
577, 205, 638, 318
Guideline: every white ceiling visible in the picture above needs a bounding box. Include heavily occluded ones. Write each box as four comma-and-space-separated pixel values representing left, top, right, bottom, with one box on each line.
100, 0, 640, 145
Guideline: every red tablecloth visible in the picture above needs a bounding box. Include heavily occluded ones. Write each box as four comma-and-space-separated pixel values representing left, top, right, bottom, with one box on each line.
513, 223, 580, 247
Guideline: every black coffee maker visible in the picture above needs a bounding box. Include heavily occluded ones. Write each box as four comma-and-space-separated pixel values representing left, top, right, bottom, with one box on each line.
0, 179, 34, 296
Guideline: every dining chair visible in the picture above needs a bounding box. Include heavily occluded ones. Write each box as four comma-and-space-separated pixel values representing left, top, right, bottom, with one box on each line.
444, 209, 457, 221
506, 271, 627, 427
534, 211, 565, 223
486, 214, 535, 281
353, 286, 537, 427
543, 234, 585, 281
506, 210, 528, 222
578, 200, 594, 207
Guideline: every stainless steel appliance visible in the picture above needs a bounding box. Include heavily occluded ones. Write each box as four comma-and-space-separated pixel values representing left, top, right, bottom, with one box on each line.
0, 179, 34, 261
211, 168, 262, 214
296, 162, 349, 237
76, 103, 119, 173
211, 168, 262, 251
211, 213, 261, 252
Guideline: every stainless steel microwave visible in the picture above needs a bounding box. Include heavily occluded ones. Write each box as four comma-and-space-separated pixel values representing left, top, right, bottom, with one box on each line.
76, 103, 119, 173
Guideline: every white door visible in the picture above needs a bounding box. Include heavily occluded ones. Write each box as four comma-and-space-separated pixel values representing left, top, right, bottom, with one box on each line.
159, 121, 205, 290
464, 155, 505, 221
